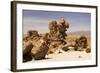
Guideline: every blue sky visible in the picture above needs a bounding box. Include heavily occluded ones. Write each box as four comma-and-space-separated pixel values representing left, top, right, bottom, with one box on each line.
22, 10, 91, 34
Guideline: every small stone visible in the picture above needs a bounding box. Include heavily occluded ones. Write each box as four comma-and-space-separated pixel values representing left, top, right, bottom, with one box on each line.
85, 48, 91, 53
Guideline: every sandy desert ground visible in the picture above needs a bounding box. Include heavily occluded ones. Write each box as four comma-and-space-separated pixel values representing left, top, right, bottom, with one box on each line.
23, 31, 91, 63
27, 51, 91, 63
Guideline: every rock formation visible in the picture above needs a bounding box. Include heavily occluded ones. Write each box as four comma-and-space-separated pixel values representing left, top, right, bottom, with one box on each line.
47, 18, 69, 54
23, 42, 33, 62
23, 30, 49, 61
31, 41, 49, 60
74, 35, 88, 51
23, 18, 89, 62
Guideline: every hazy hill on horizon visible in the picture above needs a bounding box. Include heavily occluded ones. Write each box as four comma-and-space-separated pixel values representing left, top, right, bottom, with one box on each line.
67, 31, 90, 37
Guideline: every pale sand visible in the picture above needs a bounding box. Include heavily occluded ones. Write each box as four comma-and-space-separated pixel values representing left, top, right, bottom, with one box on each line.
28, 51, 91, 63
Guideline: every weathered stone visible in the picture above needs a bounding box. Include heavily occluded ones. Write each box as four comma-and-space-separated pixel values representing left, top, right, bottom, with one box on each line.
62, 45, 75, 51
31, 40, 49, 60
23, 42, 33, 62
79, 35, 87, 48
49, 20, 59, 40
27, 30, 40, 40
74, 35, 88, 51
23, 35, 30, 50
23, 18, 70, 62
58, 18, 69, 40
59, 18, 69, 29
47, 18, 70, 54
47, 40, 63, 54
62, 46, 69, 51
85, 48, 91, 53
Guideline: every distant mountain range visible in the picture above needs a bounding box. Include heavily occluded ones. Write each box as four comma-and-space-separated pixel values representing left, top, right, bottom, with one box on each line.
67, 31, 90, 36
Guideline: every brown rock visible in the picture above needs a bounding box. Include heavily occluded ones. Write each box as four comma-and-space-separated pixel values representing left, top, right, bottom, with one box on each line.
23, 18, 70, 61
23, 42, 33, 62
27, 30, 40, 40
31, 40, 49, 60
47, 40, 62, 54
74, 35, 88, 51
49, 20, 58, 40
59, 18, 69, 29
85, 48, 91, 53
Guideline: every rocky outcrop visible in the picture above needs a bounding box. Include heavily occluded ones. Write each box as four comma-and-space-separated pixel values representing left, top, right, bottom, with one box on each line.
23, 30, 49, 61
74, 35, 88, 51
23, 18, 89, 62
48, 18, 69, 41
47, 18, 69, 53
23, 42, 33, 62
31, 41, 49, 60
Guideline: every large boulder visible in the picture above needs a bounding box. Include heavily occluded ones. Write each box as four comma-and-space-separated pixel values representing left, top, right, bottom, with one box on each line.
79, 35, 88, 48
31, 39, 49, 60
23, 31, 49, 61
27, 30, 40, 40
74, 35, 88, 51
23, 42, 33, 62
48, 18, 69, 41
47, 18, 69, 54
